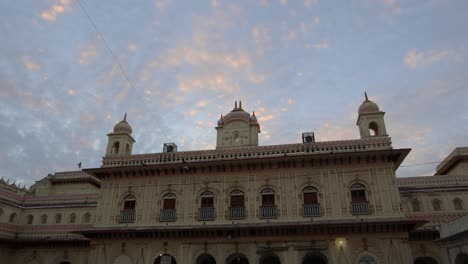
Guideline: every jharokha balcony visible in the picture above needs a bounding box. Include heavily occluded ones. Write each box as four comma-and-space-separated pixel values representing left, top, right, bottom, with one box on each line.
303, 203, 321, 217
159, 209, 176, 222
198, 208, 215, 221
119, 210, 135, 223
351, 201, 370, 215
260, 205, 277, 219
228, 207, 246, 220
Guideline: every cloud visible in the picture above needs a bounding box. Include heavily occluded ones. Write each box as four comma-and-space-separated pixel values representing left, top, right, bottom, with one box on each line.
20, 56, 41, 70
404, 49, 451, 69
314, 39, 330, 49
78, 41, 100, 65
127, 42, 138, 52
39, 0, 72, 22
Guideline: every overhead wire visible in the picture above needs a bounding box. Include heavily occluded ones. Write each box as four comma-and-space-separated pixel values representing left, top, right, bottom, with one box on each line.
74, 0, 171, 141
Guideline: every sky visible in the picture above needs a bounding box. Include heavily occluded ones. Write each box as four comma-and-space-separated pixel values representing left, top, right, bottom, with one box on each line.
0, 0, 467, 187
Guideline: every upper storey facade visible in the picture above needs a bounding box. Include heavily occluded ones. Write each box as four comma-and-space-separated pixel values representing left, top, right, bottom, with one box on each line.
85, 94, 410, 227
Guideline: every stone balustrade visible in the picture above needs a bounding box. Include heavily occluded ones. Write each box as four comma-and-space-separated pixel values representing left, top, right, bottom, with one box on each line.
102, 137, 393, 167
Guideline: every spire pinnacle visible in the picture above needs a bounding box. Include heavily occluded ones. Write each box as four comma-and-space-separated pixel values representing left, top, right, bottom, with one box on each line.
239, 100, 242, 109
252, 110, 256, 116
123, 113, 127, 121
235, 101, 238, 109
364, 92, 368, 101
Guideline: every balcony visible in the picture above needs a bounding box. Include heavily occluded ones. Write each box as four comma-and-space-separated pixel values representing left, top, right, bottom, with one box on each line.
351, 201, 370, 215
119, 210, 135, 223
229, 207, 246, 220
303, 203, 321, 217
260, 206, 277, 219
160, 209, 176, 222
198, 208, 215, 221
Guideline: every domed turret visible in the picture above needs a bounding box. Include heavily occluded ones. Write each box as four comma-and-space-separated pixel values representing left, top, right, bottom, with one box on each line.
113, 114, 133, 134
358, 93, 380, 114
356, 92, 388, 139
105, 113, 135, 156
216, 101, 261, 149
217, 114, 224, 126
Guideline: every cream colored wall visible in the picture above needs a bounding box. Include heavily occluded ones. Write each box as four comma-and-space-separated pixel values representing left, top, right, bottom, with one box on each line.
77, 234, 415, 264
95, 164, 402, 227
401, 191, 468, 214
446, 162, 468, 176
49, 182, 99, 195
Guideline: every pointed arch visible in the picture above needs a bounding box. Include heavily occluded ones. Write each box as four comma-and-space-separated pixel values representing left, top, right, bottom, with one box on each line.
27, 214, 34, 225
432, 199, 442, 211
69, 213, 76, 224
55, 213, 62, 224
83, 212, 91, 223
453, 198, 463, 210
41, 213, 48, 224
369, 122, 379, 136
411, 199, 422, 212
112, 141, 120, 154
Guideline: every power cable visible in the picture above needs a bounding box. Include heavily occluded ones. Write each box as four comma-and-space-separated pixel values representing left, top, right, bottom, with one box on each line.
74, 0, 171, 141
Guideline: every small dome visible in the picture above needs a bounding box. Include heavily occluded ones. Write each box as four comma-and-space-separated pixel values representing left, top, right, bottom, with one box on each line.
223, 101, 251, 124
250, 111, 258, 123
113, 114, 132, 134
217, 115, 224, 126
358, 93, 380, 114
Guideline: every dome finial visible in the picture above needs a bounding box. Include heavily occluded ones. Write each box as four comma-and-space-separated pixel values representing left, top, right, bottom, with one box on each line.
235, 101, 238, 109
123, 112, 127, 121
364, 92, 368, 101
239, 100, 242, 109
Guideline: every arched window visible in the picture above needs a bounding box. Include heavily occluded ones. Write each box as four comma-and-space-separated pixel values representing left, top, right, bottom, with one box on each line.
229, 190, 246, 220
55, 213, 62, 224
41, 214, 48, 224
432, 199, 441, 211
112, 141, 120, 154
27, 214, 34, 225
120, 195, 136, 223
261, 188, 275, 206
350, 183, 370, 215
453, 198, 463, 211
200, 191, 214, 208
163, 193, 176, 210
69, 213, 76, 224
412, 199, 421, 212
303, 187, 318, 204
303, 187, 320, 217
83, 212, 91, 223
196, 253, 216, 264
369, 122, 379, 136
8, 213, 16, 223
154, 254, 177, 264
260, 254, 280, 264
351, 183, 367, 202
0, 208, 4, 219
359, 256, 377, 264
226, 253, 249, 264
198, 191, 215, 221
123, 195, 136, 211
230, 190, 245, 207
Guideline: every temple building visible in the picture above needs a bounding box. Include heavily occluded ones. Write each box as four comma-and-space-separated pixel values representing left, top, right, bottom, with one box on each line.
0, 95, 467, 264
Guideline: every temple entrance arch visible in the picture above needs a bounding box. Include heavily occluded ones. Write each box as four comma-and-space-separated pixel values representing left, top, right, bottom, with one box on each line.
196, 253, 216, 264
226, 253, 249, 264
414, 256, 438, 264
455, 253, 468, 264
302, 252, 327, 264
154, 254, 177, 264
259, 254, 280, 264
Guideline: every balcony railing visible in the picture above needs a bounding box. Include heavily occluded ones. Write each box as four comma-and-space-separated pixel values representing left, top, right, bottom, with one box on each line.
351, 201, 370, 215
303, 203, 321, 217
260, 205, 277, 219
119, 210, 135, 223
160, 209, 176, 222
198, 208, 215, 221
229, 207, 246, 220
